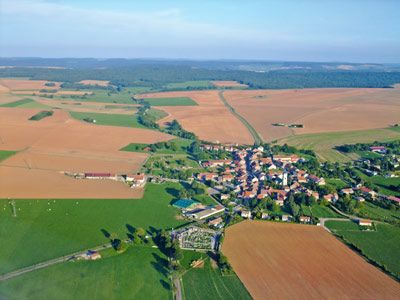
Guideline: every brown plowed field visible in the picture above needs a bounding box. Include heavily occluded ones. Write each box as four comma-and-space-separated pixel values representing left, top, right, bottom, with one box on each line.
0, 107, 172, 198
222, 221, 400, 300
79, 80, 110, 86
0, 79, 62, 90
140, 90, 253, 144
224, 88, 400, 141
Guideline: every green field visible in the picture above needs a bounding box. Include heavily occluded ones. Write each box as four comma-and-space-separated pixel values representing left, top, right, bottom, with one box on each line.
356, 171, 400, 197
145, 107, 168, 121
182, 258, 251, 300
0, 150, 17, 162
143, 97, 197, 106
279, 128, 400, 162
326, 221, 400, 279
300, 204, 343, 218
165, 81, 212, 90
356, 201, 400, 224
0, 183, 186, 274
325, 178, 348, 190
69, 111, 145, 128
0, 246, 172, 300
0, 98, 49, 109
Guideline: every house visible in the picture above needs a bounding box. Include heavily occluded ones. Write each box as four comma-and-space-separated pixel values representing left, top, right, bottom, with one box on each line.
323, 193, 338, 202
308, 175, 325, 185
202, 159, 232, 168
281, 215, 291, 222
261, 212, 269, 219
386, 195, 400, 205
207, 217, 223, 227
359, 186, 377, 199
357, 219, 373, 226
125, 173, 146, 187
273, 154, 300, 164
341, 188, 354, 195
299, 215, 311, 223
197, 172, 218, 181
241, 210, 252, 219
220, 194, 230, 200
82, 250, 101, 260
356, 196, 365, 202
369, 146, 387, 154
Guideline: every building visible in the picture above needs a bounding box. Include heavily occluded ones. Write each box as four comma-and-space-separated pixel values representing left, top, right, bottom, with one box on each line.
185, 205, 225, 220
125, 173, 146, 187
369, 146, 387, 154
208, 217, 223, 228
241, 210, 251, 219
357, 219, 373, 226
84, 173, 114, 179
299, 215, 311, 223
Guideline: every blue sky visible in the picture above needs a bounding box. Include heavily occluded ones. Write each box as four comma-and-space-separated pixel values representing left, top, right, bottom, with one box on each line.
1, 0, 399, 62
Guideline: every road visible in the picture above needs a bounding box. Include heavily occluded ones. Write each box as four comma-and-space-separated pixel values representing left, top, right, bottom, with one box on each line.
174, 278, 183, 300
0, 243, 112, 282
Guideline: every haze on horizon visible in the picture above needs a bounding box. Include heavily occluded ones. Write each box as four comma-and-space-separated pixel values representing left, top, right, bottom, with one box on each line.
0, 0, 399, 63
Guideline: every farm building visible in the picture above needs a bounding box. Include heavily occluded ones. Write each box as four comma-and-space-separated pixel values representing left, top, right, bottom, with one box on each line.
185, 204, 225, 220
357, 219, 373, 226
124, 173, 147, 187
84, 173, 115, 179
79, 250, 101, 260
369, 146, 387, 154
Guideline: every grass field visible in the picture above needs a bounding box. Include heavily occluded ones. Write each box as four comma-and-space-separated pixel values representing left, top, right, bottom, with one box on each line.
143, 97, 197, 106
0, 183, 186, 274
278, 127, 400, 162
0, 98, 49, 109
69, 111, 145, 128
0, 150, 17, 162
146, 107, 169, 121
182, 258, 251, 300
0, 246, 173, 300
165, 81, 212, 90
300, 204, 343, 218
356, 171, 400, 197
326, 221, 400, 279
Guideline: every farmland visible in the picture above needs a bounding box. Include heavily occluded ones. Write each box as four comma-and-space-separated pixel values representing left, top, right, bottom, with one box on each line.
326, 221, 400, 279
278, 127, 400, 162
181, 258, 251, 300
0, 98, 49, 109
0, 107, 172, 198
0, 246, 172, 300
0, 150, 16, 162
0, 183, 185, 274
70, 111, 144, 128
211, 81, 248, 88
165, 80, 212, 90
223, 87, 400, 143
222, 221, 400, 299
140, 91, 254, 144
141, 97, 198, 106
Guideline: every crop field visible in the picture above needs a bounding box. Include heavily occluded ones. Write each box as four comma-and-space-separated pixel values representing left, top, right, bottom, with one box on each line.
0, 183, 185, 274
0, 246, 173, 300
0, 107, 172, 198
140, 91, 254, 144
356, 201, 400, 224
182, 258, 251, 300
0, 150, 16, 162
165, 80, 212, 90
79, 79, 110, 86
278, 127, 400, 162
70, 111, 144, 128
142, 96, 198, 106
326, 221, 400, 279
0, 98, 49, 109
224, 88, 400, 143
0, 79, 61, 91
222, 221, 400, 299
211, 81, 248, 88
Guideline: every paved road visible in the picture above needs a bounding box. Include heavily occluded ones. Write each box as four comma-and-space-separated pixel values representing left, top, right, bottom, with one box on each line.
0, 243, 112, 282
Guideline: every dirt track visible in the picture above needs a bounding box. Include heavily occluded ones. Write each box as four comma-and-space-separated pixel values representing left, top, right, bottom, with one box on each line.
222, 221, 400, 300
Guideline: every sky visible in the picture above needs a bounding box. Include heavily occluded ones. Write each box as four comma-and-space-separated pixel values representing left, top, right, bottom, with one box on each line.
1, 0, 399, 63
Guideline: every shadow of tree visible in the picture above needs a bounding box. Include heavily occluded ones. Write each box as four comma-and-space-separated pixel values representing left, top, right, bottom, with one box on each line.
100, 229, 110, 238
166, 187, 180, 198
151, 253, 169, 278
159, 279, 171, 290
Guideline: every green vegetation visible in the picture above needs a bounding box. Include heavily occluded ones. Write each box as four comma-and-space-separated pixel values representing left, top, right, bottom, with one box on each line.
165, 80, 212, 90
121, 139, 192, 154
309, 205, 343, 218
0, 246, 172, 300
143, 97, 197, 106
182, 258, 251, 300
146, 107, 168, 121
356, 201, 400, 224
326, 221, 400, 279
326, 178, 348, 190
70, 111, 145, 128
279, 128, 400, 162
0, 150, 17, 162
357, 171, 400, 197
28, 110, 53, 121
0, 98, 49, 109
219, 91, 262, 145
0, 183, 186, 274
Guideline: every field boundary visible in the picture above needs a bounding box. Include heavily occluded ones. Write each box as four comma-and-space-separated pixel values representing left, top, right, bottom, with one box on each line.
218, 91, 263, 145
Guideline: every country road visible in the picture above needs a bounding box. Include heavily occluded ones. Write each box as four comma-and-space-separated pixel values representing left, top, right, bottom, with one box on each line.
0, 243, 112, 282
174, 277, 183, 300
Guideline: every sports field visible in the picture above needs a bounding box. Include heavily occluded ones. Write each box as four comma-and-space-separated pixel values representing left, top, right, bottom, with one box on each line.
0, 246, 172, 300
182, 258, 251, 300
222, 221, 400, 299
326, 221, 400, 279
0, 183, 185, 274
